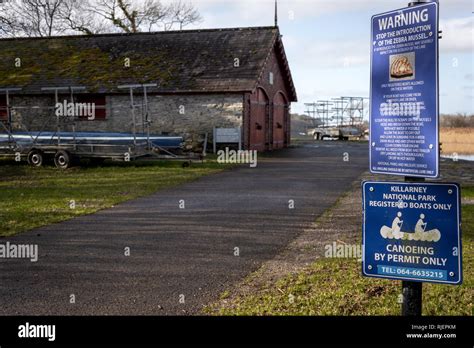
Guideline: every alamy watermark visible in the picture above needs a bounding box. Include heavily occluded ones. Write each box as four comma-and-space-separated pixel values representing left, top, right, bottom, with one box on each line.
0, 242, 38, 262
18, 322, 55, 342
55, 100, 96, 120
324, 241, 362, 261
217, 147, 258, 168
379, 100, 423, 118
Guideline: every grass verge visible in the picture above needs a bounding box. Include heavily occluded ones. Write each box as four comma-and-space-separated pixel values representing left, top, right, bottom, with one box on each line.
0, 159, 229, 237
211, 186, 474, 316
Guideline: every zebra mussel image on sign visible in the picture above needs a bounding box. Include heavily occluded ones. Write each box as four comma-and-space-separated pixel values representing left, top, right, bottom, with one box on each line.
389, 52, 415, 81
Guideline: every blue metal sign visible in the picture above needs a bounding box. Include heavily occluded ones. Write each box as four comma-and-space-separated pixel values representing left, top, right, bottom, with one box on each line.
362, 181, 462, 285
370, 2, 439, 178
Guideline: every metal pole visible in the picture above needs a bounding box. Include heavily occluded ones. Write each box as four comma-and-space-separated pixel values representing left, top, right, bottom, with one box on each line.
402, 281, 422, 315
409, 0, 436, 6
401, 0, 438, 318
213, 127, 216, 154
0, 88, 22, 143
6, 90, 12, 141
402, 176, 425, 316
130, 88, 137, 146
55, 89, 60, 146
70, 87, 77, 150
141, 89, 145, 135
143, 85, 150, 149
117, 84, 157, 149
238, 126, 242, 151
202, 132, 208, 157
6, 90, 10, 131
402, 177, 425, 317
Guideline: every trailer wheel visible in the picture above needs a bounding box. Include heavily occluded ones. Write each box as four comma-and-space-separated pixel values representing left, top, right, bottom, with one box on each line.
54, 150, 71, 169
27, 150, 44, 167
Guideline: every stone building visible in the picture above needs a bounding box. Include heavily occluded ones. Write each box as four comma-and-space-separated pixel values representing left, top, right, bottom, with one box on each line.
0, 27, 297, 151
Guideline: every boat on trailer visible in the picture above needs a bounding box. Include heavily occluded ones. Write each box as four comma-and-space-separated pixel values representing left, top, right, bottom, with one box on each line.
0, 84, 200, 169
0, 131, 186, 169
0, 131, 183, 149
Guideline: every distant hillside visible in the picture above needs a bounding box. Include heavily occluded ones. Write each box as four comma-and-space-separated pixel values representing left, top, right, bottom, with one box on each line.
291, 114, 322, 137
440, 114, 474, 128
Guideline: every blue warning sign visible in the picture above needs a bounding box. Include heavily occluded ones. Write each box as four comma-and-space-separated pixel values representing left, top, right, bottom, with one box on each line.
370, 2, 439, 178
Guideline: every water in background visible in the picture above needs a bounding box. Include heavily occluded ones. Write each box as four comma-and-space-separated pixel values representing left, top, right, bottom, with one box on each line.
442, 154, 474, 162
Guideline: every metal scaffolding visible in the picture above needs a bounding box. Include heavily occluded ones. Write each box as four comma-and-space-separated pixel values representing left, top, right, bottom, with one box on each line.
305, 96, 368, 128
0, 87, 22, 146
304, 101, 334, 127
304, 102, 318, 126
316, 100, 333, 127
117, 83, 158, 148
41, 86, 86, 147
332, 96, 366, 126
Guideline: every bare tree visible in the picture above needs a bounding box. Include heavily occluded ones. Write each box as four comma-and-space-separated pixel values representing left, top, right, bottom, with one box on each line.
59, 0, 107, 35
164, 1, 202, 31
0, 0, 202, 37
0, 0, 70, 37
88, 0, 202, 33
87, 0, 168, 33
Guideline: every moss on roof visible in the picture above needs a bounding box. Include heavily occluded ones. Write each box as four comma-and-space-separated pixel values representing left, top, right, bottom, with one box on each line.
0, 27, 283, 95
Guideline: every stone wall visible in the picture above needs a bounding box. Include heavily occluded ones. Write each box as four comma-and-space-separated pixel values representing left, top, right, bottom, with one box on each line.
9, 93, 244, 150
10, 96, 56, 132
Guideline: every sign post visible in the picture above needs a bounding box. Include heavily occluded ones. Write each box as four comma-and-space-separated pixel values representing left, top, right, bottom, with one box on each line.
402, 280, 422, 316
402, 0, 436, 317
366, 1, 462, 317
403, 176, 424, 317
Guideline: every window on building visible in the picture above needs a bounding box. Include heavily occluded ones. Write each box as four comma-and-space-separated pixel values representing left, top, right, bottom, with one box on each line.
0, 95, 7, 121
269, 72, 274, 85
74, 95, 107, 120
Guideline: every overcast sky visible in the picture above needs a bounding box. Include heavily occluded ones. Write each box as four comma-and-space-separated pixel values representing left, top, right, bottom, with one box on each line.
175, 0, 473, 116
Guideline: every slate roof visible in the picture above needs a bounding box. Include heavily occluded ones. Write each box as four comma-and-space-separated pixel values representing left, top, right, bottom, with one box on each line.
0, 27, 297, 101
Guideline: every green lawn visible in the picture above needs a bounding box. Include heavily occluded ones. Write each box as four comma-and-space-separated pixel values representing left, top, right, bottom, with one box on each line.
0, 159, 228, 237
211, 186, 474, 316
462, 185, 474, 199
